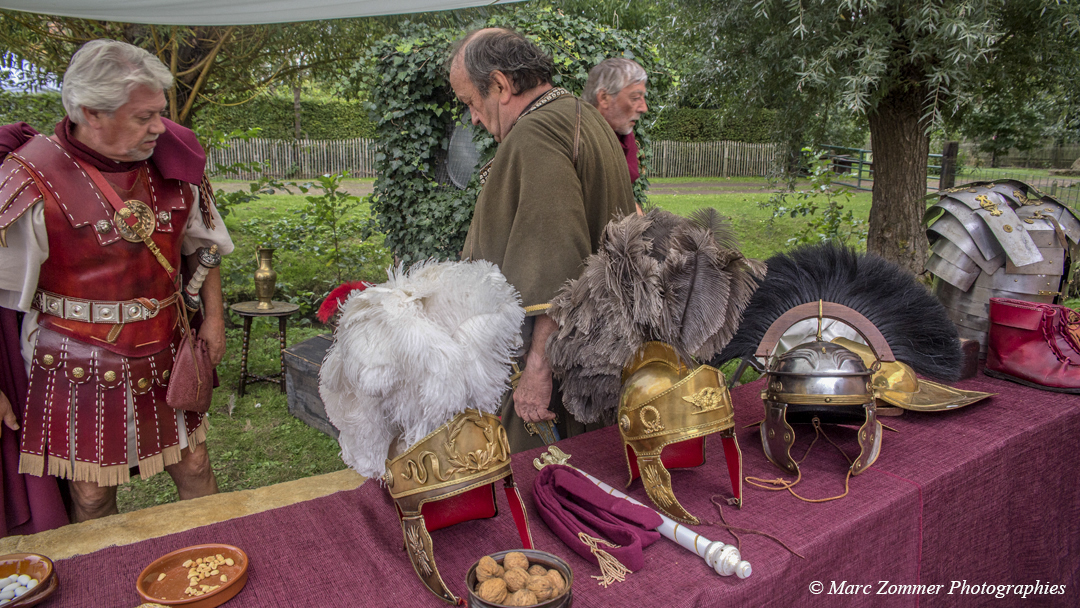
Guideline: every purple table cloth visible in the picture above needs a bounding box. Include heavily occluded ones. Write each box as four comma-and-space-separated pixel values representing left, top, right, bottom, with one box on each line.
51, 371, 1080, 607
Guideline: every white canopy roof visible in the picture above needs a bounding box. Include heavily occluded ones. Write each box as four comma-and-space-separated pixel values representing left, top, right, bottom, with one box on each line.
0, 0, 522, 26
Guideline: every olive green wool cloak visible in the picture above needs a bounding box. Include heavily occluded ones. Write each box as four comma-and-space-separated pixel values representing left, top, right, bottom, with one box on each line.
462, 89, 637, 316
461, 88, 637, 452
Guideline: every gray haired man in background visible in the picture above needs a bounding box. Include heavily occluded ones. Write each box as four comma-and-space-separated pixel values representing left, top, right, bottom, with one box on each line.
583, 58, 648, 184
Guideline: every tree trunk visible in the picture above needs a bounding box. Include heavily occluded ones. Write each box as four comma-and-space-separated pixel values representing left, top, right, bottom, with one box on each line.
866, 84, 931, 275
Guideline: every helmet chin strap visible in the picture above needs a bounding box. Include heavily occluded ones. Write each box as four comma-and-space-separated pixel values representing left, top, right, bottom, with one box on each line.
746, 417, 855, 503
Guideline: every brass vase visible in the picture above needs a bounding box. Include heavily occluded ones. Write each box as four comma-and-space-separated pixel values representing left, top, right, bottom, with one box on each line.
253, 247, 277, 310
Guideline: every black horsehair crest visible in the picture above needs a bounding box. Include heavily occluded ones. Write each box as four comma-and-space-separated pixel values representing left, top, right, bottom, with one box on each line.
714, 243, 963, 382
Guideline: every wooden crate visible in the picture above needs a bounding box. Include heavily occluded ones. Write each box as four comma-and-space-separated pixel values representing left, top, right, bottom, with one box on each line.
284, 333, 339, 438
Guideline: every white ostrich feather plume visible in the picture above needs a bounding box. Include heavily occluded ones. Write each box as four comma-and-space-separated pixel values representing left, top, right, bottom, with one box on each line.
318, 259, 524, 478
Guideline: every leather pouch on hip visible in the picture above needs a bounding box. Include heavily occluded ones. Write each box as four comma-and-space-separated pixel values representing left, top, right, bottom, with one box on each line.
166, 329, 213, 413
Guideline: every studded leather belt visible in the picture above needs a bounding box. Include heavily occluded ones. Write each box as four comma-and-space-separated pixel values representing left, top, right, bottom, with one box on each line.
33, 290, 180, 324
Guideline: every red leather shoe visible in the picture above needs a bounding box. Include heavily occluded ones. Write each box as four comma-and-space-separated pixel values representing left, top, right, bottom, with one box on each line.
985, 298, 1080, 393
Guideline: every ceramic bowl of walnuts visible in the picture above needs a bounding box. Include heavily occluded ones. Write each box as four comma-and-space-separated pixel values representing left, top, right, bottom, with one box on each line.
466, 549, 573, 608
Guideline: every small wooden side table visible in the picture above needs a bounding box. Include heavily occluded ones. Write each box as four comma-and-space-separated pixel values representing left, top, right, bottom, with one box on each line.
231, 301, 300, 397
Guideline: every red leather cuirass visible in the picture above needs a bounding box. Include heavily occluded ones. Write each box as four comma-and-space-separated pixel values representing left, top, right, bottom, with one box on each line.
15, 136, 191, 357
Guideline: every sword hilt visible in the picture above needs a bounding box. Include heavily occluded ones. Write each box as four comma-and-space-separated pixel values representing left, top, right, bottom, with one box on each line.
183, 245, 221, 314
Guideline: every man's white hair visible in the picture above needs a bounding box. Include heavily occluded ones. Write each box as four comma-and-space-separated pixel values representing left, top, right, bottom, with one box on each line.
62, 39, 174, 124
582, 58, 647, 106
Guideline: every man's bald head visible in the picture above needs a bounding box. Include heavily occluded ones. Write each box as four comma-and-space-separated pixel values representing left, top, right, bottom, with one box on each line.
449, 28, 553, 97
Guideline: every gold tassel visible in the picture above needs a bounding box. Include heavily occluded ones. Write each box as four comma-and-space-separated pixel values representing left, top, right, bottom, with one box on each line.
578, 532, 632, 588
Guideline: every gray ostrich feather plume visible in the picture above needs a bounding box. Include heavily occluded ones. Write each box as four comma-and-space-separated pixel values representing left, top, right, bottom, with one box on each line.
547, 208, 766, 424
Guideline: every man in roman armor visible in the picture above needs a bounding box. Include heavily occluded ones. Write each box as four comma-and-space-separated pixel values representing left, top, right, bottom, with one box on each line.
0, 39, 233, 522
448, 28, 637, 452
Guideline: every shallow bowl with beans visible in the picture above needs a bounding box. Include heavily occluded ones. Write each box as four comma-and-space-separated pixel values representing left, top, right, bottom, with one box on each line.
136, 544, 249, 608
0, 553, 57, 607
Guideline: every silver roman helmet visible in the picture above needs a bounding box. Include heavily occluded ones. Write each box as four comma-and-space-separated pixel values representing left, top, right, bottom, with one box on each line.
755, 302, 892, 479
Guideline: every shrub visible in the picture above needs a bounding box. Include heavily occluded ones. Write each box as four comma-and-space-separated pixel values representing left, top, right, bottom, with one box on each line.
195, 93, 376, 140
0, 90, 65, 132
760, 147, 867, 247
222, 185, 391, 323
650, 107, 776, 143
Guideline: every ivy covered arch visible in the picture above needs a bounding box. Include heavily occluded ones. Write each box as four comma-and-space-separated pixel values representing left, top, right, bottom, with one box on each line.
355, 8, 675, 263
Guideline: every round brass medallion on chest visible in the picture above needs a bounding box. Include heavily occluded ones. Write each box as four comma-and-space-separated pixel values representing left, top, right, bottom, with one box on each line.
103, 371, 117, 382
42, 354, 54, 365
138, 377, 150, 389
114, 200, 157, 243
72, 367, 85, 378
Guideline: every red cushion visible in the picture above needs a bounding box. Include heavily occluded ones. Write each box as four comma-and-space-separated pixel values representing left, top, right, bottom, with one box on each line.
419, 484, 498, 532
626, 436, 706, 480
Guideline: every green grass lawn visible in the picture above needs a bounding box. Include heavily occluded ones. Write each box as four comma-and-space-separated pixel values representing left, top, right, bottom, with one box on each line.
649, 190, 873, 259
212, 177, 375, 192
959, 166, 1056, 180
649, 176, 774, 185
117, 324, 347, 512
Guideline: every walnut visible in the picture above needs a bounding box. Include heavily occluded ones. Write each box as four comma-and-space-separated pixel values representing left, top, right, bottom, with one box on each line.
476, 578, 508, 604
503, 567, 530, 592
505, 589, 539, 606
502, 551, 530, 572
526, 574, 556, 601
546, 569, 566, 594
527, 564, 548, 577
476, 556, 505, 582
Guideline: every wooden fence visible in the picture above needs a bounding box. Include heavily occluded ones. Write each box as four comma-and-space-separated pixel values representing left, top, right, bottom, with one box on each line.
959, 142, 1080, 170
207, 138, 379, 180
208, 137, 785, 180
649, 140, 782, 178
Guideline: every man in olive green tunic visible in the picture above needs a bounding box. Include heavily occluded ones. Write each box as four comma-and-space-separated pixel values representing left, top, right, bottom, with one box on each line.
449, 28, 636, 452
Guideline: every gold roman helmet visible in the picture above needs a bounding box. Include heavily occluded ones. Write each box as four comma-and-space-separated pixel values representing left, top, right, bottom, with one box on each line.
618, 342, 743, 525
384, 410, 533, 604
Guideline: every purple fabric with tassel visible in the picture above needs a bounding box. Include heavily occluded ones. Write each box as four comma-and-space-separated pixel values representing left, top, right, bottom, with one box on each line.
532, 464, 662, 571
